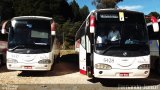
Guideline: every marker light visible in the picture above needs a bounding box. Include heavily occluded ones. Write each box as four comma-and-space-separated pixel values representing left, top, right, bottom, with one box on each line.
95, 63, 112, 70
1, 21, 8, 34
7, 59, 18, 63
138, 64, 150, 69
38, 59, 51, 64
51, 21, 56, 35
90, 15, 95, 33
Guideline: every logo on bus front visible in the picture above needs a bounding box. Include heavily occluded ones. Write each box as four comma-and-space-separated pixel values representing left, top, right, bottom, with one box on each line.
123, 52, 128, 56
103, 58, 114, 63
27, 50, 31, 54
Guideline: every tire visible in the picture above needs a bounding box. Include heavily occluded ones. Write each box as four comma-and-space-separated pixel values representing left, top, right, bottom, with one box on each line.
56, 54, 61, 63
0, 60, 2, 66
50, 60, 55, 71
0, 55, 3, 66
87, 66, 93, 78
1, 55, 6, 65
87, 54, 94, 78
50, 54, 60, 71
155, 58, 160, 75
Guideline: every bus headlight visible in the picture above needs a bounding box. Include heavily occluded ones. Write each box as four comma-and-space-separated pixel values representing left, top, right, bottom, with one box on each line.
7, 59, 18, 63
138, 64, 150, 69
95, 63, 112, 70
38, 59, 51, 64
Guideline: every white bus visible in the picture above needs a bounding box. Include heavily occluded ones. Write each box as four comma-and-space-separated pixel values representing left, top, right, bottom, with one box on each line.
1, 16, 60, 71
75, 9, 151, 78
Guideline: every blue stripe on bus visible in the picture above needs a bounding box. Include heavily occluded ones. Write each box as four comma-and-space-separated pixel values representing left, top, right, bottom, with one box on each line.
149, 41, 152, 45
156, 40, 159, 49
149, 40, 159, 49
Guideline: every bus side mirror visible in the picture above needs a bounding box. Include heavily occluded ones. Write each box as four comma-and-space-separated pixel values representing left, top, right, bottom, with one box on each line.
75, 39, 80, 52
1, 20, 10, 34
1, 28, 6, 34
151, 16, 159, 32
1, 21, 7, 34
51, 21, 56, 36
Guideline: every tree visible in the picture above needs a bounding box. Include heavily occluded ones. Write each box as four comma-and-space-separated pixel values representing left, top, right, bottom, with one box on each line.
13, 0, 52, 16
92, 0, 123, 9
0, 0, 14, 21
50, 0, 72, 21
80, 5, 89, 21
148, 12, 160, 19
56, 20, 82, 49
33, 0, 51, 16
0, 0, 83, 49
70, 0, 81, 21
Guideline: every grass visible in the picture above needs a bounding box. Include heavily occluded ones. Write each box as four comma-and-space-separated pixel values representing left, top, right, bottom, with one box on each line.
60, 50, 77, 57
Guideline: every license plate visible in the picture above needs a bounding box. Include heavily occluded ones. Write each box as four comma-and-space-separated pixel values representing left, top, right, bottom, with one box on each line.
24, 66, 32, 69
119, 73, 129, 77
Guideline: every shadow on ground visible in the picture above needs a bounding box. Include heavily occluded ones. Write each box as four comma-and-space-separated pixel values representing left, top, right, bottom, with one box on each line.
0, 65, 14, 73
17, 54, 79, 77
88, 70, 160, 87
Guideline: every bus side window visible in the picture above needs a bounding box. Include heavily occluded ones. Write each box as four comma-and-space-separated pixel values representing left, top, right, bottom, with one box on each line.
80, 22, 86, 49
81, 35, 85, 48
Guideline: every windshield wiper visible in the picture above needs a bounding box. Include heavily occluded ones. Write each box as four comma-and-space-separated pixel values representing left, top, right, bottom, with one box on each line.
125, 39, 146, 44
9, 45, 25, 51
102, 45, 120, 54
34, 43, 48, 45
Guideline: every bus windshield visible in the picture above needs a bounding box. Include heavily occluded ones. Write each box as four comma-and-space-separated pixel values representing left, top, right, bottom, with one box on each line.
8, 19, 51, 49
95, 12, 149, 56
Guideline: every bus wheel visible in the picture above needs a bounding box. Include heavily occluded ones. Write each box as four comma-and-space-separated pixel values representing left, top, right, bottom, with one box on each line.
54, 54, 60, 64
155, 58, 160, 75
0, 55, 3, 66
0, 59, 2, 66
87, 66, 93, 78
50, 65, 54, 71
56, 54, 61, 63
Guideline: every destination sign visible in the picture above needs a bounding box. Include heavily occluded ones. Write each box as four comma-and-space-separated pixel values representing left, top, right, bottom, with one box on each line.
100, 14, 118, 19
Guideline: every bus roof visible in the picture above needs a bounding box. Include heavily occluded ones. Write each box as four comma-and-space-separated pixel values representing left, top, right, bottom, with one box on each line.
90, 8, 144, 14
11, 16, 52, 21
79, 9, 144, 31
85, 9, 144, 22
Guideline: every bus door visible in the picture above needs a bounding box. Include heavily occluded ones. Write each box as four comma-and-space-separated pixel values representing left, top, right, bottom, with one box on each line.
79, 35, 87, 75
79, 21, 88, 75
1, 21, 10, 64
147, 17, 160, 74
147, 18, 159, 55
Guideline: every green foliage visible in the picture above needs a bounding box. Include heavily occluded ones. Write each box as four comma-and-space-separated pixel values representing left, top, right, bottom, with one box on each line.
1, 0, 160, 50
13, 0, 34, 16
80, 5, 90, 21
56, 20, 82, 49
34, 0, 51, 16
12, 0, 71, 18
0, 0, 14, 21
148, 12, 160, 19
69, 0, 81, 21
92, 0, 123, 9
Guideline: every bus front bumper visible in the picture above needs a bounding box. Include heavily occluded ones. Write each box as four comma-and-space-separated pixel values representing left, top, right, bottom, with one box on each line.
7, 63, 52, 71
94, 69, 150, 79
